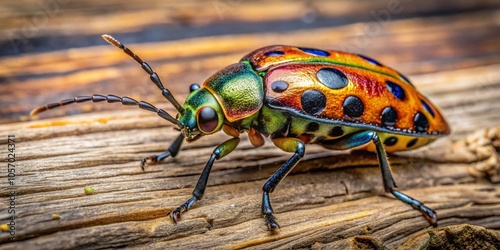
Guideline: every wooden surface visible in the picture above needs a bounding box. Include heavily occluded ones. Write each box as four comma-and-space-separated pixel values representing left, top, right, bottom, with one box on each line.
1, 1, 500, 249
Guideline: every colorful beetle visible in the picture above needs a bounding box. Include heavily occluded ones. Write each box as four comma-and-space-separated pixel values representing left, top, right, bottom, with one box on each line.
32, 35, 450, 230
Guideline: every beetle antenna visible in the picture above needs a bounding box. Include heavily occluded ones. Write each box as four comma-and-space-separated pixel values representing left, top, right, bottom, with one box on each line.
102, 34, 185, 114
30, 94, 181, 127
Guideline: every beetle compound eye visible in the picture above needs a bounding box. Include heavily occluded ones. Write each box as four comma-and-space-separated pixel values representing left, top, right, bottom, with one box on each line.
197, 107, 219, 133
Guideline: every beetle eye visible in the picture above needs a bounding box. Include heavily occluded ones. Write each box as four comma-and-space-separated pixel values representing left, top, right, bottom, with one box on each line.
197, 106, 219, 133
190, 83, 201, 93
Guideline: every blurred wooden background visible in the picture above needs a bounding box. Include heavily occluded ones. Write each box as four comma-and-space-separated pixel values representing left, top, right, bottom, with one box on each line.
1, 0, 500, 249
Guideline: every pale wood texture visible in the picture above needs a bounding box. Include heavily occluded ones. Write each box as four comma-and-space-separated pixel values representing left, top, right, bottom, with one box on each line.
1, 1, 500, 249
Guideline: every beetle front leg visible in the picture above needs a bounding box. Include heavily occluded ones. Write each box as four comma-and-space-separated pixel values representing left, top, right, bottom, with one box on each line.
141, 133, 184, 170
372, 133, 438, 227
169, 137, 240, 223
262, 138, 305, 230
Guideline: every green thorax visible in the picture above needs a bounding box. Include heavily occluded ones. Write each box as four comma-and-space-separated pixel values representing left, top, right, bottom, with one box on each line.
203, 61, 264, 122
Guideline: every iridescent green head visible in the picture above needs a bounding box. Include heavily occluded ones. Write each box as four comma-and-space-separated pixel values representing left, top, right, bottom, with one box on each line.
178, 87, 225, 139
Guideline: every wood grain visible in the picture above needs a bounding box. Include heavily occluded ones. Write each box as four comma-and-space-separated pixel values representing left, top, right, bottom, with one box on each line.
1, 1, 499, 249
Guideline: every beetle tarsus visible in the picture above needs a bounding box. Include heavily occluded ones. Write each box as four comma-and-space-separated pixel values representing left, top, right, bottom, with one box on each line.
391, 189, 438, 227
168, 209, 182, 224
421, 206, 438, 227
264, 214, 280, 230
140, 156, 158, 171
168, 196, 198, 223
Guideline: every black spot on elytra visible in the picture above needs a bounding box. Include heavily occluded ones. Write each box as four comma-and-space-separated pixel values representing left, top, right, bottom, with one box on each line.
413, 112, 429, 133
301, 90, 326, 115
298, 47, 330, 56
305, 122, 320, 132
384, 137, 398, 146
328, 126, 344, 137
264, 50, 285, 56
271, 80, 289, 93
407, 138, 418, 148
381, 107, 398, 128
343, 96, 364, 118
316, 68, 348, 89
386, 81, 406, 100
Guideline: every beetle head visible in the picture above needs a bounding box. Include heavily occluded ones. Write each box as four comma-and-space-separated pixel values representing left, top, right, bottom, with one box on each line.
178, 87, 224, 140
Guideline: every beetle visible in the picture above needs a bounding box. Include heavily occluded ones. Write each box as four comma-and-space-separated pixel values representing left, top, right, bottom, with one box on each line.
31, 34, 450, 230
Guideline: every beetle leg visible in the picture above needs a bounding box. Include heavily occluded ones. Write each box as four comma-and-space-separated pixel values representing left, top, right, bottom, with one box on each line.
262, 138, 305, 230
140, 133, 184, 170
321, 130, 437, 226
372, 132, 438, 227
169, 137, 240, 223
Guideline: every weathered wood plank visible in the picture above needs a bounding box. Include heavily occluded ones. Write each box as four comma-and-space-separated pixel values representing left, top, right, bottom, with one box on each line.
0, 121, 499, 248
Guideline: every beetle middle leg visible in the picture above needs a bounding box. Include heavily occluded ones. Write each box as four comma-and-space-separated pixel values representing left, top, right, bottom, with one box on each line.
169, 137, 240, 223
262, 137, 305, 229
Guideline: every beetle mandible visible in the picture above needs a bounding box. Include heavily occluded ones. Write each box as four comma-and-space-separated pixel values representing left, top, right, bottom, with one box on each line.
31, 34, 450, 230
